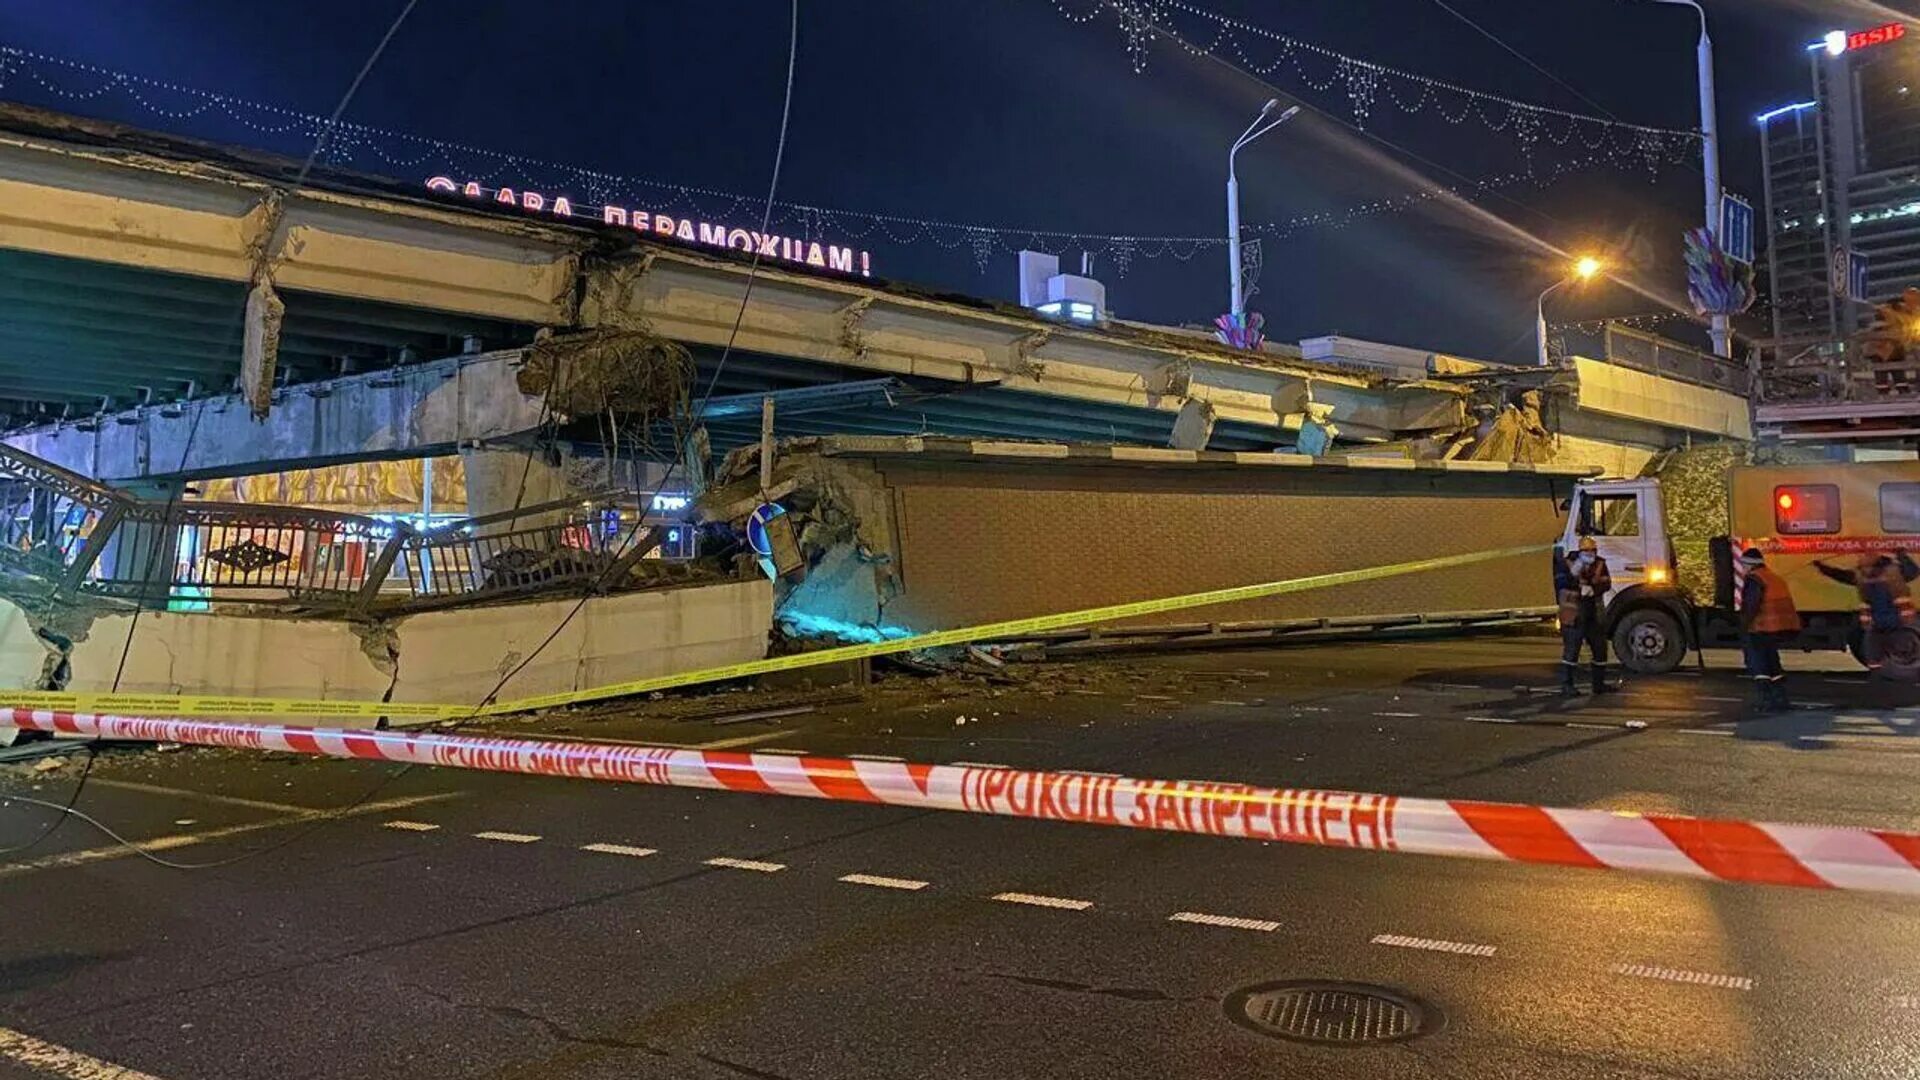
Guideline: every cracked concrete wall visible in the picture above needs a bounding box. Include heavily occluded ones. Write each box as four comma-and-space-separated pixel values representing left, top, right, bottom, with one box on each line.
391, 580, 772, 707
0, 597, 58, 692
66, 610, 395, 705
40, 580, 772, 727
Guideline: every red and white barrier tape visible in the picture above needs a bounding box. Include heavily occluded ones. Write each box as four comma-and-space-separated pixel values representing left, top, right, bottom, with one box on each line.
7, 708, 1920, 895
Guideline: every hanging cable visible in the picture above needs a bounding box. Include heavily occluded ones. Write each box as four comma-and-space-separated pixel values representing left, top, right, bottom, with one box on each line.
1, 0, 429, 870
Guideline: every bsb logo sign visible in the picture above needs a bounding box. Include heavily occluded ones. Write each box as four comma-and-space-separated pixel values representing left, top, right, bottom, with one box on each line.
426, 177, 872, 278
1848, 22, 1907, 51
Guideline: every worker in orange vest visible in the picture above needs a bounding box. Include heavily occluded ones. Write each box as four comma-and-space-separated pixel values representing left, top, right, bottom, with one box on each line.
1556, 536, 1614, 697
1738, 547, 1802, 711
1814, 551, 1918, 674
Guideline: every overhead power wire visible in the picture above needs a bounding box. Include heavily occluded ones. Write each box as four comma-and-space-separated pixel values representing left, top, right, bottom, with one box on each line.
1, 0, 429, 869
462, 0, 803, 718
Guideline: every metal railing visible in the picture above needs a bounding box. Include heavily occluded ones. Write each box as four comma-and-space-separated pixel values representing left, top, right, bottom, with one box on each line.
1599, 324, 1752, 397
391, 496, 661, 612
1, 445, 677, 616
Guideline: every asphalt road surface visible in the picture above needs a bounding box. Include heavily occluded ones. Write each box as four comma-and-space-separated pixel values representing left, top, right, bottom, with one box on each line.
2, 634, 1919, 1079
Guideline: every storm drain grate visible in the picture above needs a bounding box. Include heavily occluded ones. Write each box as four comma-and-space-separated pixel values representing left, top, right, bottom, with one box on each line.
1225, 981, 1437, 1046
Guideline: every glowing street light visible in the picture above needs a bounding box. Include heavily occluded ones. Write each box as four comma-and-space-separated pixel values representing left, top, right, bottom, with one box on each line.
1228, 98, 1302, 320
1537, 256, 1606, 367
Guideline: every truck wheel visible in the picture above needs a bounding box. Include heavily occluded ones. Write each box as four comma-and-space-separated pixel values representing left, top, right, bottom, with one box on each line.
1613, 608, 1686, 674
1865, 627, 1920, 682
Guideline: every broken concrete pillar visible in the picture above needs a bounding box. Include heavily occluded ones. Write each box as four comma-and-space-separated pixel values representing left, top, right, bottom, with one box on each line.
460, 444, 606, 526
1168, 398, 1217, 451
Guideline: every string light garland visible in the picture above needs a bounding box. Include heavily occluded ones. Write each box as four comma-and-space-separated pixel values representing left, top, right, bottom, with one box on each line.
1049, 0, 1698, 171
0, 42, 1617, 274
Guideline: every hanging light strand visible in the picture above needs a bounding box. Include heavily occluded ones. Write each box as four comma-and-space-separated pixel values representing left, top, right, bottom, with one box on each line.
1048, 0, 1699, 165
2, 42, 1616, 274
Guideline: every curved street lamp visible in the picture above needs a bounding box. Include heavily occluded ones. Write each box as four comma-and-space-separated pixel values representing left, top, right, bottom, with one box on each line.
1537, 256, 1605, 367
1228, 98, 1302, 320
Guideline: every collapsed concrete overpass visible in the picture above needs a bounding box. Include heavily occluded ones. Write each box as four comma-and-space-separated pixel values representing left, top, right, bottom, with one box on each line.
0, 103, 1473, 490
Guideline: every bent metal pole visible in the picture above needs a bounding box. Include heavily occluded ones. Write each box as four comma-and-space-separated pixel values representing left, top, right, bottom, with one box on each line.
9, 708, 1920, 896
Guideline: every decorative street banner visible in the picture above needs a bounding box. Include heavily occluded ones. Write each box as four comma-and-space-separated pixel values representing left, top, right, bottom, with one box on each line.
426, 177, 873, 277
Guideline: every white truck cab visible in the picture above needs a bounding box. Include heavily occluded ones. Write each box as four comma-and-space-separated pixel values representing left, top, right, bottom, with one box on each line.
1559, 478, 1672, 601
1560, 479, 1689, 673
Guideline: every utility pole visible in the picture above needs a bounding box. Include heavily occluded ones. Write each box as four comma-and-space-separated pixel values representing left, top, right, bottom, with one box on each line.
1654, 0, 1730, 357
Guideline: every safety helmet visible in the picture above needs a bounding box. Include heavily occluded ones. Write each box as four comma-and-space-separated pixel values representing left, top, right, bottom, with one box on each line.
1577, 536, 1598, 553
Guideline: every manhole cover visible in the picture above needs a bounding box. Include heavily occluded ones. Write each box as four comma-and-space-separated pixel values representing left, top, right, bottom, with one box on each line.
1225, 981, 1437, 1046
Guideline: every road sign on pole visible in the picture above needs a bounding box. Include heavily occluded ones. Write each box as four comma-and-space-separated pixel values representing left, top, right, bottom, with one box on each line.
1832, 248, 1870, 301
1719, 193, 1754, 265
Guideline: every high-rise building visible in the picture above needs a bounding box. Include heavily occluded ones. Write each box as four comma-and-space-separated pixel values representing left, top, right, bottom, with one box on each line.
1758, 21, 1920, 365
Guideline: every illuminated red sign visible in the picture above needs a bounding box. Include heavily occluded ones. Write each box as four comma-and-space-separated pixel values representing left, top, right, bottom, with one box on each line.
425, 177, 872, 277
1848, 21, 1907, 51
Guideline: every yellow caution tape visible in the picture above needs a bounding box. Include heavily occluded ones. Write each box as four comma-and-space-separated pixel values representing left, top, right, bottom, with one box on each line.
0, 544, 1550, 721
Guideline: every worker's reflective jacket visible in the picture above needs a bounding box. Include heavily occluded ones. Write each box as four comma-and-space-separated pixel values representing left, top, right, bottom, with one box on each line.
1556, 556, 1610, 628
1741, 566, 1802, 634
1858, 561, 1917, 630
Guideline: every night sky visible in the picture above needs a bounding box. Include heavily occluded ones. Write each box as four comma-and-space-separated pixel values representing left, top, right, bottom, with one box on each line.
4, 0, 1913, 362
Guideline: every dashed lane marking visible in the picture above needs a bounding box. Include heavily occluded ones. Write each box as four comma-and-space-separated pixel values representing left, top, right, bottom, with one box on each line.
1208, 700, 1250, 706
1467, 716, 1517, 724
704, 856, 786, 873
473, 831, 541, 844
0, 793, 458, 878
383, 820, 440, 832
86, 778, 317, 815
1610, 963, 1751, 991
0, 1023, 167, 1080
1169, 911, 1279, 932
1371, 933, 1498, 957
1374, 711, 1421, 718
1676, 728, 1735, 737
949, 761, 1011, 769
992, 891, 1093, 911
754, 747, 810, 755
581, 843, 656, 858
846, 753, 905, 762
1293, 706, 1331, 713
839, 873, 930, 891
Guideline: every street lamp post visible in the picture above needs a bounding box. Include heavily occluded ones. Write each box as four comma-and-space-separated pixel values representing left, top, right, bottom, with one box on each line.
1228, 99, 1302, 320
1537, 256, 1604, 367
1651, 0, 1730, 358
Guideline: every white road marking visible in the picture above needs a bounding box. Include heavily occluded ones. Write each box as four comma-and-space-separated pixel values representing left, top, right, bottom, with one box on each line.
992, 891, 1092, 911
1676, 728, 1734, 737
1208, 700, 1250, 706
839, 873, 930, 891
846, 753, 905, 762
472, 830, 541, 844
0, 1024, 166, 1080
1293, 706, 1331, 713
1373, 711, 1421, 718
1467, 716, 1517, 724
581, 842, 656, 858
383, 820, 440, 832
694, 731, 792, 750
949, 761, 1011, 769
1610, 963, 1751, 991
1169, 911, 1278, 932
1371, 933, 1497, 957
754, 747, 809, 755
87, 778, 315, 815
704, 856, 786, 873
1565, 721, 1621, 731
0, 793, 458, 878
